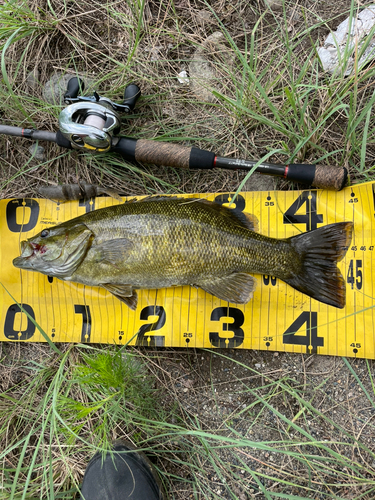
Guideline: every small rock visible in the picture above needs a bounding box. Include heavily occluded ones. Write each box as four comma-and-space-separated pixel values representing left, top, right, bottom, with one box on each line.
264, 0, 283, 11
318, 5, 375, 75
43, 72, 95, 105
177, 70, 189, 84
189, 31, 234, 103
243, 172, 275, 192
26, 68, 39, 90
28, 144, 45, 161
287, 9, 301, 24
196, 9, 213, 24
145, 45, 163, 61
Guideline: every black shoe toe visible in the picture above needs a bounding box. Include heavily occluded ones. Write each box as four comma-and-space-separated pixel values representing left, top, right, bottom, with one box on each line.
80, 440, 166, 500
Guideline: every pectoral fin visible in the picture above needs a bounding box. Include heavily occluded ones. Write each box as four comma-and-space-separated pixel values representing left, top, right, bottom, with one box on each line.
95, 238, 134, 265
196, 273, 256, 304
102, 283, 138, 310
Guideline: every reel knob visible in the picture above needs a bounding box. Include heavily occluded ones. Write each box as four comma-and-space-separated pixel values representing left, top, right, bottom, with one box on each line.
64, 77, 85, 100
123, 84, 141, 113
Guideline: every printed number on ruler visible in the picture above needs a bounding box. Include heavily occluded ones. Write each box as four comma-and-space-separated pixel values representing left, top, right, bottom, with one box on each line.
6, 199, 39, 233
283, 312, 323, 354
4, 304, 35, 340
282, 191, 323, 352
136, 306, 166, 347
4, 199, 39, 340
283, 191, 323, 231
209, 307, 244, 348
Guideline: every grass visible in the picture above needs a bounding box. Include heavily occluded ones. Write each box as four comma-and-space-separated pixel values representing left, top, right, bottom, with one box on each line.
0, 344, 167, 499
1, 0, 375, 498
1, 345, 375, 499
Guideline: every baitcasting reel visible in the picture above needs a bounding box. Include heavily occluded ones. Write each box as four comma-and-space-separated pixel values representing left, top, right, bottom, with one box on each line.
59, 78, 141, 153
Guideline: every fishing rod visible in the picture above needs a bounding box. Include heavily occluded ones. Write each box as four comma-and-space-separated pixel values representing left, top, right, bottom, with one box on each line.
0, 77, 347, 191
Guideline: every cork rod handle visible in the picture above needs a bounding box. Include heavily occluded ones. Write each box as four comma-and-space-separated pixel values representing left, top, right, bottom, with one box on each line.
311, 165, 348, 191
135, 140, 192, 168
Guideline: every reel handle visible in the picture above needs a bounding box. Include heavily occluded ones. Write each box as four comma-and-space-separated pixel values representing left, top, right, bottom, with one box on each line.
64, 77, 85, 100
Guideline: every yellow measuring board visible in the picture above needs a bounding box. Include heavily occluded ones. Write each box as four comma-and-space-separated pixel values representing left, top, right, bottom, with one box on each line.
1, 182, 374, 358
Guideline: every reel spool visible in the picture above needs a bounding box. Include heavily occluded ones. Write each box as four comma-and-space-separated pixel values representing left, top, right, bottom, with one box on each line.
59, 102, 122, 152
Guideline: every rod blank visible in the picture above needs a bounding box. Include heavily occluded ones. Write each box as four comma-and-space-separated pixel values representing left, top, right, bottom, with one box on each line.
0, 124, 57, 142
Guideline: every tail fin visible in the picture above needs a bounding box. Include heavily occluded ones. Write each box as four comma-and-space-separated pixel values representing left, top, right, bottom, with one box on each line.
284, 222, 353, 309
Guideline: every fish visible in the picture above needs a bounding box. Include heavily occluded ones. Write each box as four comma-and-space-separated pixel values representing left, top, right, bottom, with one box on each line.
12, 196, 353, 310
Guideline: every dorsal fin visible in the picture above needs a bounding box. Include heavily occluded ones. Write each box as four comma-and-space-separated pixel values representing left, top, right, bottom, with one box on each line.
197, 198, 259, 232
123, 195, 259, 231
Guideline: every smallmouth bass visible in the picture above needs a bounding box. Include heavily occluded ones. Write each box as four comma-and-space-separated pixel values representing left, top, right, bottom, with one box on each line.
13, 197, 353, 309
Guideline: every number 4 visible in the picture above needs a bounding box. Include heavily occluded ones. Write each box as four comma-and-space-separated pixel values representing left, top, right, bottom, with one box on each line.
283, 312, 323, 354
347, 260, 363, 290
283, 191, 323, 231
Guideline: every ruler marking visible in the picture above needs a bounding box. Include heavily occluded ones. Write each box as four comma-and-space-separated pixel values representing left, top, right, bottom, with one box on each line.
171, 287, 175, 347
201, 288, 204, 350
334, 188, 338, 357
194, 287, 198, 349
367, 184, 375, 357
352, 188, 357, 355
179, 288, 183, 347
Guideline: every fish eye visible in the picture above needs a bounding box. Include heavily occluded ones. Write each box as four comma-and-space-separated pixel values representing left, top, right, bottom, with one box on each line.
41, 229, 49, 238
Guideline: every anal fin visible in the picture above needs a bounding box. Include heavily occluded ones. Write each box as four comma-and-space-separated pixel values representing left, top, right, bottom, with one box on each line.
196, 273, 256, 304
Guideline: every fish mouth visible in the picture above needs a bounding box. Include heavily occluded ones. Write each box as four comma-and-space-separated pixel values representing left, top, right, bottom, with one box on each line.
20, 240, 34, 257
13, 241, 36, 268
